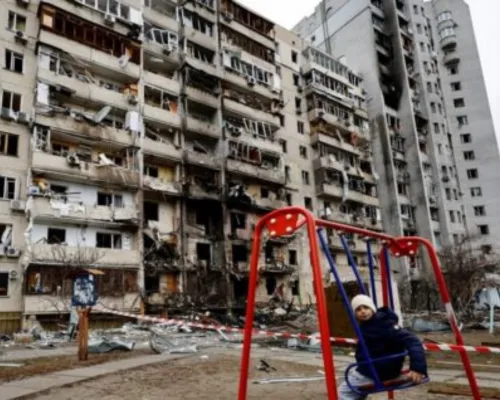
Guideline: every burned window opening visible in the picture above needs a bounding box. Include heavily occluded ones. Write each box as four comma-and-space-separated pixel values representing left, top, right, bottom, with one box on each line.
196, 242, 211, 263
185, 41, 215, 64
144, 201, 159, 223
39, 5, 141, 65
265, 276, 277, 295
180, 9, 214, 37
232, 244, 248, 263
223, 86, 273, 113
145, 85, 179, 111
47, 228, 66, 244
227, 141, 281, 170
232, 276, 248, 301
184, 67, 219, 95
221, 26, 274, 63
225, 117, 276, 142
220, 0, 274, 38
230, 212, 246, 232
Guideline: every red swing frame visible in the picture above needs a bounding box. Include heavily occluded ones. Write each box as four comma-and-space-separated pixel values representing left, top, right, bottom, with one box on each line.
237, 206, 482, 400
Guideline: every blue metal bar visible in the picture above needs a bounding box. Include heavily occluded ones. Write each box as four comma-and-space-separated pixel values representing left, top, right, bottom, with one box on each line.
366, 240, 378, 308
383, 245, 395, 311
339, 234, 366, 295
317, 228, 382, 388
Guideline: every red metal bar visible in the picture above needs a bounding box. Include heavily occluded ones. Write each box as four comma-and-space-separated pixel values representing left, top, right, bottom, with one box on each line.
238, 207, 338, 400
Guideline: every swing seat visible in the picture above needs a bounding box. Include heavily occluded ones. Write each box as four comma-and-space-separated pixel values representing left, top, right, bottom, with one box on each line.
345, 352, 430, 396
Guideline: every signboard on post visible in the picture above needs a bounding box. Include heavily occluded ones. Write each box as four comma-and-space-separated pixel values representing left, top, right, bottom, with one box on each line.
71, 275, 98, 307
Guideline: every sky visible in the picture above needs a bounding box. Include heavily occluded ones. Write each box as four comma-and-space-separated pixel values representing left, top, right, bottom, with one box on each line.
238, 0, 500, 144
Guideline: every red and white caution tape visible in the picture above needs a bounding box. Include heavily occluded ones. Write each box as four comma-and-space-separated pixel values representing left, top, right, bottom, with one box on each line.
93, 306, 500, 355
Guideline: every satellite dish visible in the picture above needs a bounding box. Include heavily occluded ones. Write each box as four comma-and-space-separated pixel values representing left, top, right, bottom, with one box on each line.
93, 106, 112, 124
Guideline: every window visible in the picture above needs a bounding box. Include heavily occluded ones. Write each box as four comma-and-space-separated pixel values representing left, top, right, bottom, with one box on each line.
460, 133, 471, 143
285, 193, 292, 206
0, 272, 8, 296
304, 196, 313, 211
0, 133, 18, 157
449, 66, 459, 75
291, 51, 298, 63
280, 139, 287, 153
451, 81, 461, 91
463, 150, 475, 160
96, 232, 122, 249
288, 250, 297, 265
433, 123, 440, 134
430, 102, 436, 113
8, 11, 26, 32
457, 116, 468, 127
466, 168, 478, 179
301, 170, 310, 185
279, 115, 285, 127
426, 82, 432, 93
5, 50, 23, 73
97, 192, 123, 207
445, 188, 451, 200
416, 24, 422, 34
478, 225, 489, 236
454, 98, 465, 108
474, 206, 486, 217
293, 73, 300, 86
413, 5, 418, 14
1, 90, 21, 112
0, 176, 16, 200
144, 201, 159, 222
449, 211, 455, 223
470, 187, 482, 197
299, 145, 308, 159
47, 228, 66, 244
297, 121, 304, 134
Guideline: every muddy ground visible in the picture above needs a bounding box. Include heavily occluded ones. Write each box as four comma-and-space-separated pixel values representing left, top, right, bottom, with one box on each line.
29, 354, 477, 400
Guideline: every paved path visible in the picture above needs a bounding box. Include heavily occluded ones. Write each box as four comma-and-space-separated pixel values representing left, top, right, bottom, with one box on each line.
0, 347, 499, 400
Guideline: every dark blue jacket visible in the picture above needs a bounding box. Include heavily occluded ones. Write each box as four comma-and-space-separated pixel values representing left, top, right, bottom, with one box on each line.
355, 307, 427, 381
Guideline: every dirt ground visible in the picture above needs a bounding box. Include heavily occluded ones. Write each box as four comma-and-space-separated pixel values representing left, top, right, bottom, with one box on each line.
0, 349, 154, 383
29, 354, 477, 400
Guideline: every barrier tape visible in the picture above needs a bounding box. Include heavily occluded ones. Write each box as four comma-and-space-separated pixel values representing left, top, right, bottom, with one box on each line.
93, 305, 500, 355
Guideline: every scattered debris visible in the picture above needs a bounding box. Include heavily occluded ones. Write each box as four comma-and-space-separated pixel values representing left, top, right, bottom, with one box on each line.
257, 359, 277, 373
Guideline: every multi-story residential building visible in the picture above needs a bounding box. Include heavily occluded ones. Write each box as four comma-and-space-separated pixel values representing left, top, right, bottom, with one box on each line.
425, 0, 500, 254
293, 0, 471, 273
0, 0, 382, 332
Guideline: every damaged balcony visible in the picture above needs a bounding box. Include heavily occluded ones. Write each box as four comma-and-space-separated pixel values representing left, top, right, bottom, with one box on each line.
143, 23, 181, 68
37, 11, 140, 79
185, 100, 221, 138
144, 70, 180, 95
143, 0, 179, 33
181, 0, 216, 23
183, 67, 220, 109
223, 87, 280, 127
26, 195, 138, 227
24, 265, 139, 314
143, 121, 182, 162
184, 166, 221, 200
183, 133, 222, 170
31, 147, 140, 189
227, 183, 287, 212
39, 1, 143, 38
144, 85, 182, 127
261, 242, 296, 274
185, 202, 223, 242
180, 8, 216, 51
220, 0, 275, 49
307, 94, 370, 144
226, 140, 286, 185
224, 116, 281, 155
183, 41, 219, 78
143, 163, 182, 196
227, 211, 254, 242
310, 131, 361, 157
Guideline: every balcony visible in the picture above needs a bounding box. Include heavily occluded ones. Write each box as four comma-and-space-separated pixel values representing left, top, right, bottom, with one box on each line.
184, 150, 222, 170
143, 40, 181, 67
346, 191, 379, 207
240, 134, 282, 155
28, 243, 140, 267
143, 137, 182, 161
182, 1, 216, 23
185, 86, 219, 109
32, 152, 140, 188
143, 176, 182, 196
183, 27, 217, 51
38, 68, 135, 111
34, 115, 136, 149
184, 56, 219, 78
143, 7, 179, 33
254, 197, 287, 210
219, 18, 274, 50
28, 197, 138, 226
38, 30, 139, 80
304, 82, 355, 110
222, 70, 278, 100
224, 98, 279, 127
308, 108, 369, 141
144, 71, 180, 94
443, 52, 460, 66
186, 181, 221, 200
316, 183, 344, 198
440, 33, 457, 49
185, 116, 221, 138
226, 160, 286, 185
24, 293, 139, 315
311, 133, 360, 155
143, 104, 182, 127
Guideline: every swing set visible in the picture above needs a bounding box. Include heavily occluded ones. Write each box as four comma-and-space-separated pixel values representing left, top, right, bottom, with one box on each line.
238, 206, 482, 400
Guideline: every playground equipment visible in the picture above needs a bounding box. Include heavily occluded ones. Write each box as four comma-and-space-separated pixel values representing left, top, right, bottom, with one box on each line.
238, 206, 482, 400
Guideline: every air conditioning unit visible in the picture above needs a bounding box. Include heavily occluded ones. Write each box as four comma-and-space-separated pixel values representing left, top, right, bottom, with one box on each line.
17, 112, 31, 124
6, 247, 21, 258
163, 43, 174, 55
66, 152, 81, 166
127, 94, 138, 105
9, 269, 18, 280
15, 30, 28, 44
10, 199, 26, 212
104, 14, 116, 25
247, 76, 256, 86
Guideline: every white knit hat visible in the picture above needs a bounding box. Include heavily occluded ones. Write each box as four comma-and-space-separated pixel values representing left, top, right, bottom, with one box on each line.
351, 294, 377, 313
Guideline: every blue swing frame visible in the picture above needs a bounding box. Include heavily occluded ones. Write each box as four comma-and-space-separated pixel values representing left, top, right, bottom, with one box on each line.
317, 229, 429, 396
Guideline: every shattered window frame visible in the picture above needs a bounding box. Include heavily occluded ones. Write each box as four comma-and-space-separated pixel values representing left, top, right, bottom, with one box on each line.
0, 176, 17, 200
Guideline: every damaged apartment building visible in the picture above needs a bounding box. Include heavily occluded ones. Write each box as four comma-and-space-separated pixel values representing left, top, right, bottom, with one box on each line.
0, 0, 379, 331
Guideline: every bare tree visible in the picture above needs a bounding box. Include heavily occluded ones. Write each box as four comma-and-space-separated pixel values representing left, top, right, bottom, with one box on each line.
404, 236, 499, 318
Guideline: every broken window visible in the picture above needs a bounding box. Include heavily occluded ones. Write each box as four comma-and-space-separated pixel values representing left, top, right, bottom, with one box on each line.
144, 165, 159, 178
47, 228, 66, 244
230, 212, 246, 231
96, 232, 122, 249
232, 244, 248, 263
145, 85, 179, 111
97, 192, 124, 207
242, 118, 274, 140
39, 6, 140, 64
5, 49, 23, 73
220, 0, 274, 38
196, 242, 211, 262
143, 201, 159, 222
288, 250, 297, 265
0, 176, 16, 200
144, 22, 178, 49
1, 90, 21, 112
0, 273, 8, 296
0, 133, 18, 157
8, 11, 26, 32
181, 9, 213, 36
304, 70, 350, 98
265, 277, 277, 295
185, 41, 215, 64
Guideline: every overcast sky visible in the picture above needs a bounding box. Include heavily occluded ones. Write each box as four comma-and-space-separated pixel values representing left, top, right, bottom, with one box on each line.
239, 0, 500, 143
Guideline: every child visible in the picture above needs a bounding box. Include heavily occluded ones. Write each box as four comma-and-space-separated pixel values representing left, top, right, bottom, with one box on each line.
338, 294, 427, 399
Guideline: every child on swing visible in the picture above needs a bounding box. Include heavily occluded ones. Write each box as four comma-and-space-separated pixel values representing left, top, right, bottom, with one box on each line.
338, 294, 428, 399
